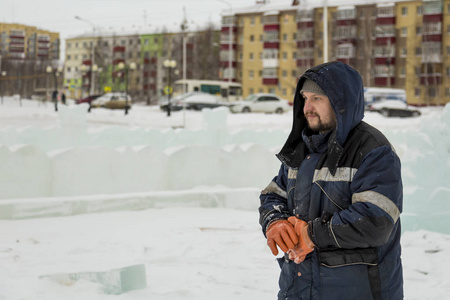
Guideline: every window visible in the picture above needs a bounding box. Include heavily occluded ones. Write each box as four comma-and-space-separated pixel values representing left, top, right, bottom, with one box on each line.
415, 88, 421, 97
401, 48, 407, 56
67, 55, 71, 60
250, 34, 254, 42
428, 87, 437, 97
249, 70, 254, 79
251, 17, 255, 25
400, 67, 406, 77
417, 5, 423, 15
283, 33, 287, 41
250, 52, 254, 60
401, 7, 408, 16
416, 26, 422, 35
282, 70, 287, 77
200, 84, 221, 94
416, 47, 422, 55
282, 52, 287, 60
446, 88, 450, 97
249, 88, 254, 94
401, 27, 407, 36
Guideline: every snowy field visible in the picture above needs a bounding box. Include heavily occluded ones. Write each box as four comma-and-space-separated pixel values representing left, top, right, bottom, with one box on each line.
0, 97, 449, 299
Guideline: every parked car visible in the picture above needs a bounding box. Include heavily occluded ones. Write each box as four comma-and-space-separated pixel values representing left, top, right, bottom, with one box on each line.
75, 94, 102, 105
160, 92, 229, 111
229, 93, 292, 114
90, 93, 132, 110
367, 99, 421, 117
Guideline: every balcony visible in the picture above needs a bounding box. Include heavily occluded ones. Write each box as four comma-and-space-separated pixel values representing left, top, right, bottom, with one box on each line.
113, 46, 126, 52
420, 74, 442, 85
297, 58, 314, 68
262, 58, 278, 69
262, 78, 278, 85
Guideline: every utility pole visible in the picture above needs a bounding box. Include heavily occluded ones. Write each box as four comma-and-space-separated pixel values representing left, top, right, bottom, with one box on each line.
181, 7, 189, 127
323, 0, 328, 63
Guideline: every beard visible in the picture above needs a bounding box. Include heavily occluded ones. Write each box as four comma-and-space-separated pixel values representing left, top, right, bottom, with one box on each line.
305, 112, 336, 133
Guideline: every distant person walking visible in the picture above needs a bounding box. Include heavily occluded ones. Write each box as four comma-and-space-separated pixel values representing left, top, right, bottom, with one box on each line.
259, 61, 403, 299
61, 91, 66, 105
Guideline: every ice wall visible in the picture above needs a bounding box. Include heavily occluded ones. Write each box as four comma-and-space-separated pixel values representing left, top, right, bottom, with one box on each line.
1, 104, 450, 235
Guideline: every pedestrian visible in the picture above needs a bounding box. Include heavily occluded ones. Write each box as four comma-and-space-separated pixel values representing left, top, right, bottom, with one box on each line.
259, 61, 403, 300
61, 91, 66, 105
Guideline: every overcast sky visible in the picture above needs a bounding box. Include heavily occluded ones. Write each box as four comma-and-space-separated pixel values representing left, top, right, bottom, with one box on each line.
0, 0, 269, 39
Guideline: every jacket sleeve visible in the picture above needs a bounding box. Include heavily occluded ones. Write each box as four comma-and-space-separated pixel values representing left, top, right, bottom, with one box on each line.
311, 145, 403, 249
258, 164, 292, 236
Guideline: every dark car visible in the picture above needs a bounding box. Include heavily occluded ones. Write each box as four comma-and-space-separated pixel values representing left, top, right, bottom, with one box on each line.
75, 94, 102, 105
367, 100, 421, 117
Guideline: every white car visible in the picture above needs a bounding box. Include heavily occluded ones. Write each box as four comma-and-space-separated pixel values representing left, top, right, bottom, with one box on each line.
367, 99, 421, 117
91, 93, 132, 109
229, 93, 292, 114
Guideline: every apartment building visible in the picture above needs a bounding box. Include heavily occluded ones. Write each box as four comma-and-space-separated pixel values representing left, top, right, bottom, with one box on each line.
0, 23, 59, 60
65, 28, 219, 103
220, 0, 450, 106
65, 32, 141, 100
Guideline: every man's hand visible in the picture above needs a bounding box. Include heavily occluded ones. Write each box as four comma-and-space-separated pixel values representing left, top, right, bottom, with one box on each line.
266, 220, 299, 256
287, 216, 315, 264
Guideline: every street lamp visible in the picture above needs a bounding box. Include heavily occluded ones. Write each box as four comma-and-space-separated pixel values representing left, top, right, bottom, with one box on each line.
117, 61, 137, 115
46, 66, 63, 112
0, 71, 6, 105
163, 59, 177, 117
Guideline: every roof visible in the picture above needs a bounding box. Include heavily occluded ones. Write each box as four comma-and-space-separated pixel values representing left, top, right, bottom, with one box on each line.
224, 0, 413, 15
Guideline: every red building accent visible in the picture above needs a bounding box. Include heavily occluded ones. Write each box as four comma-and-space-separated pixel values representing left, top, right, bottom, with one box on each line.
423, 14, 442, 22
297, 21, 313, 29
336, 19, 357, 26
220, 44, 237, 50
375, 37, 396, 46
264, 24, 280, 31
263, 42, 279, 49
374, 77, 396, 86
262, 78, 278, 85
422, 34, 442, 42
376, 17, 396, 25
420, 75, 442, 85
375, 57, 395, 65
113, 46, 126, 52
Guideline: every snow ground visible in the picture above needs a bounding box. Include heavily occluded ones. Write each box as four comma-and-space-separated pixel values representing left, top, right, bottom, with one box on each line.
0, 97, 449, 299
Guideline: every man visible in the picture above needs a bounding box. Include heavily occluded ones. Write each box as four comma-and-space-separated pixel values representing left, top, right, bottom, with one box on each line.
259, 61, 403, 300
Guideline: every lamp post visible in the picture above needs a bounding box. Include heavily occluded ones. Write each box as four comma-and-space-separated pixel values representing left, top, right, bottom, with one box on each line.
117, 61, 137, 115
163, 59, 177, 117
75, 16, 97, 94
1, 71, 6, 105
46, 66, 63, 112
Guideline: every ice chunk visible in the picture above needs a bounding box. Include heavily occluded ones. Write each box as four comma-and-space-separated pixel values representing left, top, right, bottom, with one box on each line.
41, 264, 146, 295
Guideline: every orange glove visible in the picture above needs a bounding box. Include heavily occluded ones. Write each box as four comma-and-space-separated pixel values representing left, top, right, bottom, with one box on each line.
266, 220, 299, 256
287, 216, 315, 264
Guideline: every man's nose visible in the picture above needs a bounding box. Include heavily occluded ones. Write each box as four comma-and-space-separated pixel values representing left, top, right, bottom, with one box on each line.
303, 100, 314, 112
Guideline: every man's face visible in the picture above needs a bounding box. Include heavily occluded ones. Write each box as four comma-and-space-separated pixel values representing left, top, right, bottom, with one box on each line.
302, 91, 337, 133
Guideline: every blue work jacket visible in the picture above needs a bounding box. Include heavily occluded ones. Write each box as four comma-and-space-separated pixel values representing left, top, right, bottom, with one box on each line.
259, 62, 403, 300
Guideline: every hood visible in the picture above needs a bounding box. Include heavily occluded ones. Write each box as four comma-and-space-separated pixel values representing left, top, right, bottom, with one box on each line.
277, 61, 365, 172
